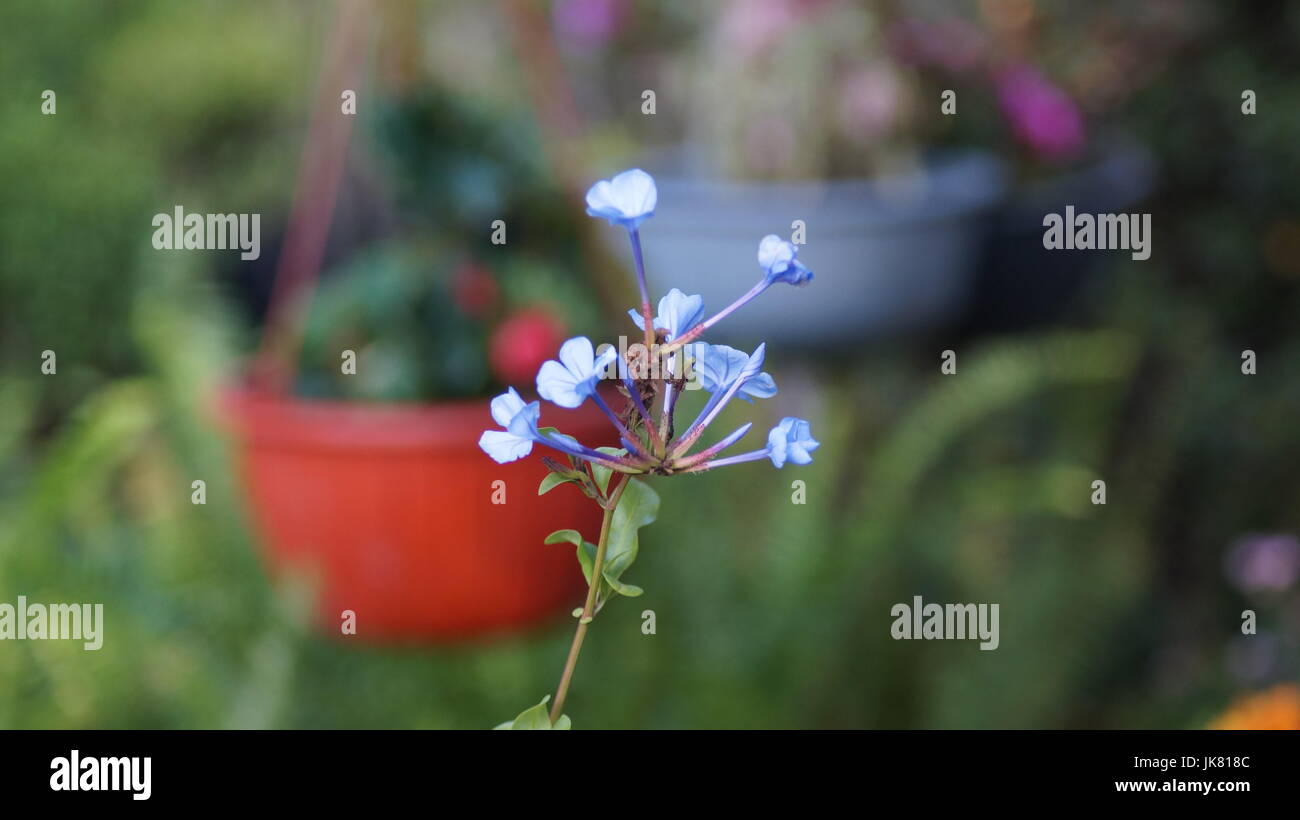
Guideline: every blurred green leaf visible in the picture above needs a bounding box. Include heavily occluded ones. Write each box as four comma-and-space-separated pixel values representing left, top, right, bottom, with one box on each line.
543, 529, 584, 548
538, 473, 572, 496
601, 575, 644, 598
590, 447, 626, 496
601, 478, 659, 597
495, 696, 566, 730
576, 541, 597, 588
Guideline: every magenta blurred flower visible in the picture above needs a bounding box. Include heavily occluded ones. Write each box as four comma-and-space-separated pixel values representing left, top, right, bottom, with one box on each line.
1226, 534, 1300, 594
888, 18, 988, 72
553, 0, 628, 50
996, 65, 1086, 162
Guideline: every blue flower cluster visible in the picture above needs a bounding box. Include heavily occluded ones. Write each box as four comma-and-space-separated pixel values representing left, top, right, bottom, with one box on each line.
479, 169, 819, 475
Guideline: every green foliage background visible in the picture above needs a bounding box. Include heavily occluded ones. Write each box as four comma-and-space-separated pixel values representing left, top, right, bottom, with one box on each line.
1, 1, 1297, 728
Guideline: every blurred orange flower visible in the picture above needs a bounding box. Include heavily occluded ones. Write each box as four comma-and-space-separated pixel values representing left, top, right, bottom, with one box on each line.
1209, 684, 1300, 730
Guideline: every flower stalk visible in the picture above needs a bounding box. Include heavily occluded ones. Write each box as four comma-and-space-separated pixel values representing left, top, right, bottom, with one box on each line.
549, 476, 627, 723
484, 169, 821, 729
628, 229, 657, 352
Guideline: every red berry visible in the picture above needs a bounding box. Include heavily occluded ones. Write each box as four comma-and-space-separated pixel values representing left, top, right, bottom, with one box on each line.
452, 262, 499, 317
490, 309, 567, 387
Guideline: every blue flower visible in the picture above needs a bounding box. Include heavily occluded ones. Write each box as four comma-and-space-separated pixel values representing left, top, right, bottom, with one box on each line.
628, 288, 704, 342
767, 417, 819, 468
674, 343, 767, 454
757, 234, 813, 286
696, 343, 776, 401
479, 388, 542, 463
478, 387, 634, 470
585, 169, 657, 230
537, 337, 618, 408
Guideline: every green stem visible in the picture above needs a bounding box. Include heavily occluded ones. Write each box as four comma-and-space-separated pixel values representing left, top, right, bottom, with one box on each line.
549, 476, 628, 724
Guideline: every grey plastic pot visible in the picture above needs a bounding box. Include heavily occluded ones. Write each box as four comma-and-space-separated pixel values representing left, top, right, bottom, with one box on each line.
965, 135, 1156, 332
622, 149, 1008, 350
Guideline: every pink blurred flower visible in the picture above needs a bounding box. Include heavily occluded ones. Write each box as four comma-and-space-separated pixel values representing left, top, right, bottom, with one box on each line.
1227, 534, 1300, 594
888, 18, 988, 73
553, 0, 629, 50
718, 0, 833, 59
996, 64, 1086, 162
838, 62, 904, 140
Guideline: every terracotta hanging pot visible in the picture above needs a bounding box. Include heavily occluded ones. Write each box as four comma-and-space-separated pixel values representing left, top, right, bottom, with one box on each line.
219, 386, 609, 641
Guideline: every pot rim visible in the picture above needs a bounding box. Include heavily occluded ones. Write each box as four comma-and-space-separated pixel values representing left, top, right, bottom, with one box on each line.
637, 146, 1009, 233
214, 380, 614, 452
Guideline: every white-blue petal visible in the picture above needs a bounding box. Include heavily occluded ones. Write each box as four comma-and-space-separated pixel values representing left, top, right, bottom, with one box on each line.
537, 359, 582, 407
585, 169, 657, 229
593, 344, 618, 374
557, 337, 594, 379
767, 417, 818, 468
757, 235, 813, 285
657, 288, 704, 340
757, 234, 795, 275
741, 372, 778, 401
479, 429, 534, 463
699, 343, 775, 400
537, 337, 612, 408
490, 387, 526, 428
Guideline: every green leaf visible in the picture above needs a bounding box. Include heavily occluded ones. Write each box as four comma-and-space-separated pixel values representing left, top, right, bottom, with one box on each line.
511, 699, 553, 730
497, 695, 562, 730
563, 478, 658, 613
576, 540, 596, 585
540, 455, 598, 498
574, 541, 615, 614
538, 472, 575, 495
590, 447, 626, 495
601, 478, 659, 593
544, 529, 584, 548
601, 571, 643, 597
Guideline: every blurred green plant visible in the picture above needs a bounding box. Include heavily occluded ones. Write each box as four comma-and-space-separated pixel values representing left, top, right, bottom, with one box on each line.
295, 243, 601, 401
3, 0, 1299, 731
0, 0, 313, 424
289, 88, 605, 402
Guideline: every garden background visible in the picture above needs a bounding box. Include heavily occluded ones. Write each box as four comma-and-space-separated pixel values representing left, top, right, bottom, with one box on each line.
1, 0, 1298, 729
